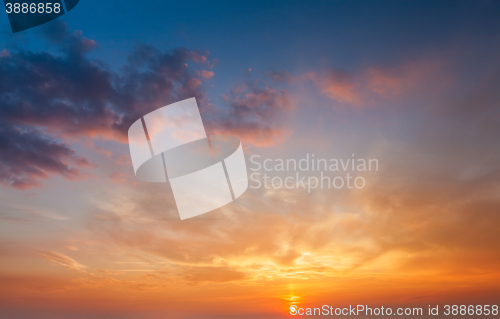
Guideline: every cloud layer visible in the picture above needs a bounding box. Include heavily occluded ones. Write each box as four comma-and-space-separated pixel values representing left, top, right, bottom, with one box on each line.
0, 21, 297, 189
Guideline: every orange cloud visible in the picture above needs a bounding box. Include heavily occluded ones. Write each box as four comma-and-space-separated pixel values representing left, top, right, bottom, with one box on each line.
302, 71, 361, 104
303, 60, 448, 107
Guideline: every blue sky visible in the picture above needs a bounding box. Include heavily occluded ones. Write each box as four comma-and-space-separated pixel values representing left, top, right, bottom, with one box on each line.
3, 0, 499, 100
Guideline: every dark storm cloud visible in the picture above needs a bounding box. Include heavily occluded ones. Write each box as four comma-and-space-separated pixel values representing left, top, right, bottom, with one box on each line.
0, 125, 91, 189
0, 23, 209, 140
0, 21, 213, 189
0, 20, 296, 188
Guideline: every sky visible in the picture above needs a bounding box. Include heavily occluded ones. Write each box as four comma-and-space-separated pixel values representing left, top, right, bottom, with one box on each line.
0, 1, 500, 318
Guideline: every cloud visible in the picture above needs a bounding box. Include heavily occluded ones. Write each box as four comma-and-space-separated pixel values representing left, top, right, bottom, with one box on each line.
303, 70, 361, 104
81, 93, 500, 285
109, 172, 130, 183
198, 70, 214, 79
0, 20, 296, 189
0, 21, 216, 189
205, 80, 295, 147
83, 183, 351, 275
0, 125, 91, 189
180, 266, 246, 283
303, 60, 448, 107
39, 251, 87, 271
267, 70, 294, 83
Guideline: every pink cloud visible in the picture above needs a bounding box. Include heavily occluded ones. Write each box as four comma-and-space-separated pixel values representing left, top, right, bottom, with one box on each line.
207, 84, 296, 147
302, 71, 362, 104
110, 172, 130, 183
188, 78, 202, 90
303, 60, 448, 107
199, 70, 214, 79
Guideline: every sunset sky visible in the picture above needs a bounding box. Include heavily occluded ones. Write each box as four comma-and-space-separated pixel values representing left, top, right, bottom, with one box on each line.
1, 1, 500, 318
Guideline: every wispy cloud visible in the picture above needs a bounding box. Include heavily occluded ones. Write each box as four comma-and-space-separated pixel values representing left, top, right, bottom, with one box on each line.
302, 60, 449, 107
39, 251, 87, 271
